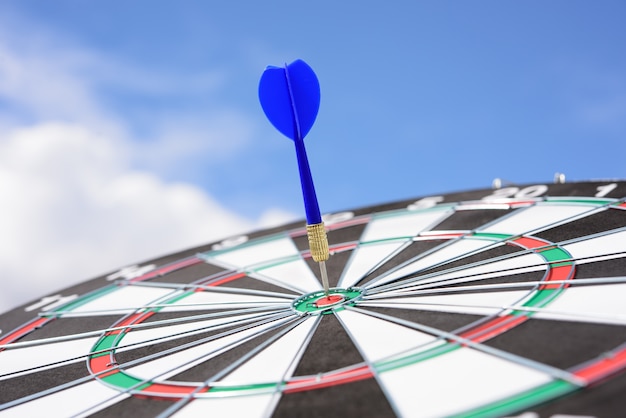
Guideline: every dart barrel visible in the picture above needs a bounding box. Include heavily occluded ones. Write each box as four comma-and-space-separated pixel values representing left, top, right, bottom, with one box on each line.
306, 222, 330, 262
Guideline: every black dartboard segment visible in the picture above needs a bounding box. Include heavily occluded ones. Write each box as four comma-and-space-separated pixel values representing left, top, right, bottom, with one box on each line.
1, 181, 626, 417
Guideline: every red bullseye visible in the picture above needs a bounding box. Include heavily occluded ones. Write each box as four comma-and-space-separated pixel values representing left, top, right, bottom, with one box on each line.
314, 294, 344, 308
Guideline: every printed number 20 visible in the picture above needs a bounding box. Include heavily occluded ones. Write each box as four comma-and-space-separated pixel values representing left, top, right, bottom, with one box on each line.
482, 185, 548, 200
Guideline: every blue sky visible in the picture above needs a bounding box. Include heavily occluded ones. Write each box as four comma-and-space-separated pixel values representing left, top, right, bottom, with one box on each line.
0, 1, 625, 313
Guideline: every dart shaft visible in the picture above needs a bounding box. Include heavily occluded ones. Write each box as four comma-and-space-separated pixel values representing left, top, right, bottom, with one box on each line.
295, 138, 322, 225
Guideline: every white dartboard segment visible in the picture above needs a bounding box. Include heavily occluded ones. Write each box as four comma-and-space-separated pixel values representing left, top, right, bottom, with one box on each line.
116, 312, 272, 353
563, 229, 626, 264
338, 208, 453, 288
167, 319, 317, 417
158, 290, 291, 312
480, 204, 597, 235
218, 316, 316, 384
338, 241, 408, 288
125, 316, 293, 382
375, 252, 546, 294
360, 289, 531, 317
0, 380, 129, 418
0, 337, 99, 379
172, 393, 279, 418
249, 258, 321, 294
210, 236, 300, 268
360, 208, 453, 242
378, 347, 553, 417
370, 238, 499, 288
336, 309, 439, 362
207, 235, 321, 293
69, 286, 180, 315
533, 283, 626, 325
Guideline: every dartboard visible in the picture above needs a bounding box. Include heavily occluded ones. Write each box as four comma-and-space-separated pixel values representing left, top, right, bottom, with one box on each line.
1, 180, 626, 417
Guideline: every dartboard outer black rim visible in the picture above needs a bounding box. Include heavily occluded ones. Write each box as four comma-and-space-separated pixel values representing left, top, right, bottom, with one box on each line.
1, 180, 626, 418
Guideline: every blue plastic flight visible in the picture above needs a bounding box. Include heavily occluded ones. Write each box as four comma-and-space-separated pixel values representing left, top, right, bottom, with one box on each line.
259, 59, 323, 225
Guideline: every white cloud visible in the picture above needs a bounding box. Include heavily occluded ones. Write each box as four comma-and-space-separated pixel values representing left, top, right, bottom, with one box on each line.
0, 122, 271, 312
133, 109, 255, 174
0, 15, 246, 167
0, 37, 113, 131
0, 12, 296, 314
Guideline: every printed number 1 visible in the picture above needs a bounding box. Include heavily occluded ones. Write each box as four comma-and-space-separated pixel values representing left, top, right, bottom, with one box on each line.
595, 183, 617, 198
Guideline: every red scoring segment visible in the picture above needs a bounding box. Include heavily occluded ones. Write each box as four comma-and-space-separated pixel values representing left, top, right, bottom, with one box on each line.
129, 257, 203, 283
0, 317, 51, 348
314, 295, 344, 308
285, 365, 373, 393
459, 235, 575, 344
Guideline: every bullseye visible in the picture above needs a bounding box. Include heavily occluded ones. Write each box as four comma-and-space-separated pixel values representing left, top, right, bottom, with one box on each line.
291, 287, 363, 315
314, 294, 344, 307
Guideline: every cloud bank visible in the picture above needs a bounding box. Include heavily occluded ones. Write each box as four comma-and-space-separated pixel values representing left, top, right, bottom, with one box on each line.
0, 13, 295, 314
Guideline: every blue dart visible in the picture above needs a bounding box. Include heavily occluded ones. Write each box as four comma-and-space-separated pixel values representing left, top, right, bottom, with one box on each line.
259, 59, 331, 295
